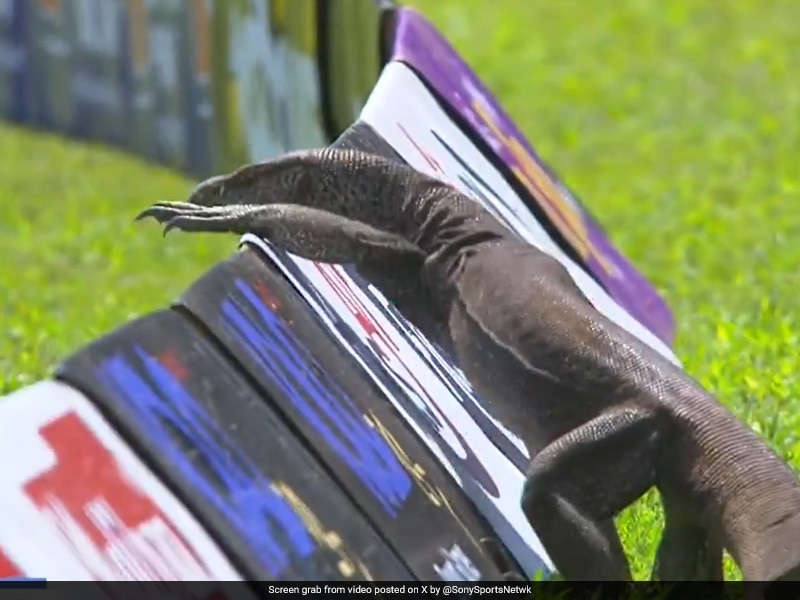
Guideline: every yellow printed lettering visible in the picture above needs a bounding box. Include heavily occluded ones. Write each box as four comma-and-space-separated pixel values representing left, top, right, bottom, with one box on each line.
271, 481, 372, 580
472, 100, 619, 277
364, 413, 482, 551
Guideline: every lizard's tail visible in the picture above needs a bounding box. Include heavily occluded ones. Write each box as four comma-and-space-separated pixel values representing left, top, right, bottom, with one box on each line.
709, 419, 800, 582
668, 389, 800, 582
735, 491, 800, 582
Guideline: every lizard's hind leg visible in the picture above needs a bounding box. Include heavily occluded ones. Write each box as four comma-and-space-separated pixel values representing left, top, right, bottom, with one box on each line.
521, 403, 667, 581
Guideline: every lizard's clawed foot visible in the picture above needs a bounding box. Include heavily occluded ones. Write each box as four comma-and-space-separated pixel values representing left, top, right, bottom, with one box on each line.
135, 201, 261, 237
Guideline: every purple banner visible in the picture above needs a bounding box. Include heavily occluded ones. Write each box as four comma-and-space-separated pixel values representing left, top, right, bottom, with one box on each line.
388, 7, 675, 346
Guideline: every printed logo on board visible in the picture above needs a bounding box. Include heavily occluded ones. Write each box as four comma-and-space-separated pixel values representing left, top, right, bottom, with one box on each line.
96, 345, 319, 579
0, 380, 243, 586
23, 410, 214, 581
396, 122, 519, 237
219, 276, 414, 517
467, 93, 617, 276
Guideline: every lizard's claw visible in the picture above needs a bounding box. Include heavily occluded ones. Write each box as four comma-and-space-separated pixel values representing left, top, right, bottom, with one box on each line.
161, 213, 244, 237
135, 201, 208, 223
134, 200, 254, 237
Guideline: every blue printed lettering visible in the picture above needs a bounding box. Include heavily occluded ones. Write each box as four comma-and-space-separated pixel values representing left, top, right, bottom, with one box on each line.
220, 278, 412, 518
97, 346, 316, 577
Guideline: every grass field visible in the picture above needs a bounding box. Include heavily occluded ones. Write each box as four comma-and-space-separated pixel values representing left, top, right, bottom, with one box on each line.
2, 0, 799, 581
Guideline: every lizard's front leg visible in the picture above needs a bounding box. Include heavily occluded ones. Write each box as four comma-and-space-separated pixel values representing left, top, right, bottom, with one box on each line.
136, 201, 427, 267
521, 403, 667, 581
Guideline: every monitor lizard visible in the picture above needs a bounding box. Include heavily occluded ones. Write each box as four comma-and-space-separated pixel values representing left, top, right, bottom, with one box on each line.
136, 148, 800, 583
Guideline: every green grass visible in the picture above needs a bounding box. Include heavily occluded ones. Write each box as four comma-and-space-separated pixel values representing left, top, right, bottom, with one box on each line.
2, 0, 799, 581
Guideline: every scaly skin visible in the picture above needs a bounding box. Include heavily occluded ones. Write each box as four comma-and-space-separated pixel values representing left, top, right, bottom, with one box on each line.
136, 148, 800, 583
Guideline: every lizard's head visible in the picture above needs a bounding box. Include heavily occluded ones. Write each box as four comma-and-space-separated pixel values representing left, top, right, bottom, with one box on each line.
187, 148, 395, 207
187, 150, 327, 208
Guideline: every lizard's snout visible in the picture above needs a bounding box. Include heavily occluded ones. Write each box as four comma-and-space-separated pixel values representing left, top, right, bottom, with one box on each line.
187, 175, 227, 207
